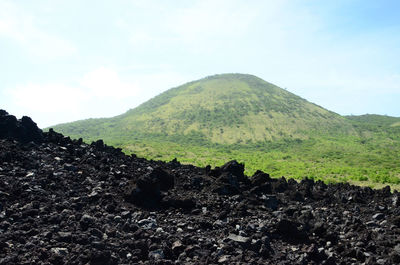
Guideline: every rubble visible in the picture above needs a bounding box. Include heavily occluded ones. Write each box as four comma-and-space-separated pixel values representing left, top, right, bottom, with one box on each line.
0, 109, 399, 264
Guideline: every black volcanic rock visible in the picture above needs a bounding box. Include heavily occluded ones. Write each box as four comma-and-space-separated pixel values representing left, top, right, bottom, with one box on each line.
251, 170, 271, 186
0, 110, 399, 264
125, 167, 174, 208
0, 109, 43, 143
220, 160, 245, 179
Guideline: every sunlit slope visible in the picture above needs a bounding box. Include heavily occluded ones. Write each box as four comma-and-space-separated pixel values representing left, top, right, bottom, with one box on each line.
53, 74, 355, 144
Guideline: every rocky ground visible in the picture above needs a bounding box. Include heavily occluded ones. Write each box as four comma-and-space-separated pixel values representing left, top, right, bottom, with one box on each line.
0, 109, 400, 265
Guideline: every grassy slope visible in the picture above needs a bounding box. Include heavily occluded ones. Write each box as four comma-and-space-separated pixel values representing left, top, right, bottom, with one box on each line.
53, 74, 355, 143
50, 74, 400, 188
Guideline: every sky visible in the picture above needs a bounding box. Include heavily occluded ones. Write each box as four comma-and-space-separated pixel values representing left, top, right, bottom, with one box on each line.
1, 0, 399, 128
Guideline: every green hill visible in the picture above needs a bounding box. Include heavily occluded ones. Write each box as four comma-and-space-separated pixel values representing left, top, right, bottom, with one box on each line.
53, 73, 354, 143
50, 74, 400, 188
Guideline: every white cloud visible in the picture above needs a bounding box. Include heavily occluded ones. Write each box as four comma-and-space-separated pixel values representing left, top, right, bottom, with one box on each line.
2, 66, 192, 128
0, 0, 76, 59
4, 83, 85, 128
166, 0, 258, 42
4, 67, 139, 127
80, 67, 139, 99
125, 0, 267, 53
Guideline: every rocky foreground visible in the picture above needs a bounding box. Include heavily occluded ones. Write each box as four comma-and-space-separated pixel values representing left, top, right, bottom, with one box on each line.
0, 110, 400, 265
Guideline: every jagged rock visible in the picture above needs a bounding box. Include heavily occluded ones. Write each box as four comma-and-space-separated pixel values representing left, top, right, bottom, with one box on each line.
220, 160, 244, 178
0, 110, 43, 143
125, 167, 174, 208
251, 170, 271, 186
212, 172, 241, 195
272, 177, 288, 192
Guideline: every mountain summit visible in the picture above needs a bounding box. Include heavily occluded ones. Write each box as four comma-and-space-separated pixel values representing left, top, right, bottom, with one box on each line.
53, 73, 354, 145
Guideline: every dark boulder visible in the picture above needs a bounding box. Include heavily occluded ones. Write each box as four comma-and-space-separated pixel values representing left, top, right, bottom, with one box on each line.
275, 219, 308, 242
212, 172, 241, 195
272, 177, 288, 193
125, 167, 174, 208
0, 110, 43, 143
220, 160, 245, 178
251, 170, 271, 186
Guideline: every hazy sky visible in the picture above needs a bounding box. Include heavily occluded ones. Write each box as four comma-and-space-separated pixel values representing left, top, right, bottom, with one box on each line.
1, 0, 399, 128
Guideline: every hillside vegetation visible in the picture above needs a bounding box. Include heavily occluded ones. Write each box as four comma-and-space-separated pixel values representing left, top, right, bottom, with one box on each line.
51, 74, 400, 188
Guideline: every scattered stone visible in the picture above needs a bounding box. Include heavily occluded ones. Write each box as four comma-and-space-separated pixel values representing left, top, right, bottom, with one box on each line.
390, 244, 400, 263
64, 163, 78, 172
264, 195, 279, 210
372, 213, 385, 220
149, 249, 164, 260
218, 255, 230, 263
80, 214, 96, 229
172, 240, 185, 255
138, 218, 157, 229
50, 247, 69, 256
227, 233, 250, 243
57, 231, 72, 242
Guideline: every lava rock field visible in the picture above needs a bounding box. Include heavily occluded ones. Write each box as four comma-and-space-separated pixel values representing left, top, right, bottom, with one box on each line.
0, 110, 400, 264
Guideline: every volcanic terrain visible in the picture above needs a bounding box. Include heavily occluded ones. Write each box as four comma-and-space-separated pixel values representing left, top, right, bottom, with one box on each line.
1, 109, 400, 264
